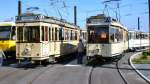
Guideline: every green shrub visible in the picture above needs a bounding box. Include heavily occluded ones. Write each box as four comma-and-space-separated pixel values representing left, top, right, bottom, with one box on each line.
142, 51, 150, 56
141, 51, 150, 59
133, 51, 150, 64
141, 55, 147, 59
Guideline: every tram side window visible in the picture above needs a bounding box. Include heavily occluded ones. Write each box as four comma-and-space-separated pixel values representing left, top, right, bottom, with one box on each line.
28, 27, 40, 42
20, 26, 40, 42
55, 28, 58, 41
125, 31, 128, 41
62, 28, 64, 40
132, 32, 135, 39
141, 34, 143, 39
120, 30, 123, 41
71, 30, 72, 40
114, 28, 123, 42
72, 31, 75, 40
84, 32, 87, 40
49, 27, 51, 41
109, 28, 115, 43
123, 31, 128, 41
32, 27, 40, 42
145, 34, 148, 39
136, 33, 140, 39
65, 30, 67, 40
52, 28, 54, 40
45, 26, 48, 41
42, 26, 44, 41
83, 32, 86, 40
142, 34, 147, 39
66, 30, 69, 40
68, 30, 70, 40
11, 26, 16, 40
129, 32, 131, 39
59, 28, 64, 40
75, 31, 77, 40
64, 30, 65, 40
24, 28, 29, 41
17, 27, 23, 41
42, 26, 49, 41
142, 34, 144, 39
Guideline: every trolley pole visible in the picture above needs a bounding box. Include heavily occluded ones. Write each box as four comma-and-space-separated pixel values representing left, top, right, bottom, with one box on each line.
149, 0, 150, 51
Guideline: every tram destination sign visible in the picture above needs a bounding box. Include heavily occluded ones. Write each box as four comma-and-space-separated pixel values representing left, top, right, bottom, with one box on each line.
90, 17, 112, 24
90, 19, 104, 24
18, 15, 43, 21
90, 17, 113, 24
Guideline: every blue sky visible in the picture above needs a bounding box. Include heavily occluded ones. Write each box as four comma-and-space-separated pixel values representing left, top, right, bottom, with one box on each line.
0, 0, 148, 32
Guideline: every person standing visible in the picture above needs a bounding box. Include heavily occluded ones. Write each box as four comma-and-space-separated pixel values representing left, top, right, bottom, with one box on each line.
77, 39, 84, 64
0, 50, 5, 66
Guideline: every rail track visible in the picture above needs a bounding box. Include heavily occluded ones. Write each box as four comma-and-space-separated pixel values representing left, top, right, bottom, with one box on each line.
116, 57, 129, 84
87, 67, 94, 84
87, 52, 149, 84
0, 52, 148, 84
0, 62, 55, 84
29, 64, 55, 84
116, 52, 148, 84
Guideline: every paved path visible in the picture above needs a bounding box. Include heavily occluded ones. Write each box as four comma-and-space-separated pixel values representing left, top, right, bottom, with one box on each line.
0, 52, 148, 84
118, 52, 148, 84
134, 64, 150, 80
91, 64, 126, 84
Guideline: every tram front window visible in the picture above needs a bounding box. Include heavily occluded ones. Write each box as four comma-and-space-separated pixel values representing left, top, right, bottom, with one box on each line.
0, 26, 11, 40
17, 26, 40, 42
88, 26, 109, 43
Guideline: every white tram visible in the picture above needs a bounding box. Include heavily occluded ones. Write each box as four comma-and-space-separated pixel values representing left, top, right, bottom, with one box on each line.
81, 29, 87, 41
15, 13, 80, 63
128, 30, 149, 51
86, 14, 128, 61
80, 29, 87, 47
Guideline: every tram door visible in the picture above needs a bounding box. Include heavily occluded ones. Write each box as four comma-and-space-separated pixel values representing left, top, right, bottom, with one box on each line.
41, 26, 50, 58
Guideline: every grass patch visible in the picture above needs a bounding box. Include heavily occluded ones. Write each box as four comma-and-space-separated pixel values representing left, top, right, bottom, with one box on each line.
132, 51, 150, 64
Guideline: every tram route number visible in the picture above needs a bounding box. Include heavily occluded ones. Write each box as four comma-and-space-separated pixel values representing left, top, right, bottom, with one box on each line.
105, 17, 111, 22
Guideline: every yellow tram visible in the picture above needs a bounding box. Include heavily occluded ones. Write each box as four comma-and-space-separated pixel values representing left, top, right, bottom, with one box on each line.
0, 22, 16, 58
16, 13, 81, 63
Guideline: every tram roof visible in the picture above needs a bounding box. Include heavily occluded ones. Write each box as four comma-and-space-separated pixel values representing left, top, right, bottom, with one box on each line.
128, 30, 149, 34
15, 13, 80, 29
87, 14, 128, 31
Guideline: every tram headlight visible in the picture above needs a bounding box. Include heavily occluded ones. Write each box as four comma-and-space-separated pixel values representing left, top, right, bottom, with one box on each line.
37, 53, 39, 56
17, 53, 19, 56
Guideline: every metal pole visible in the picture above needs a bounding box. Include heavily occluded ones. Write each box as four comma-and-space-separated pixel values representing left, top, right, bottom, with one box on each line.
74, 6, 77, 25
138, 17, 140, 30
148, 0, 150, 51
18, 0, 21, 16
138, 17, 141, 50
